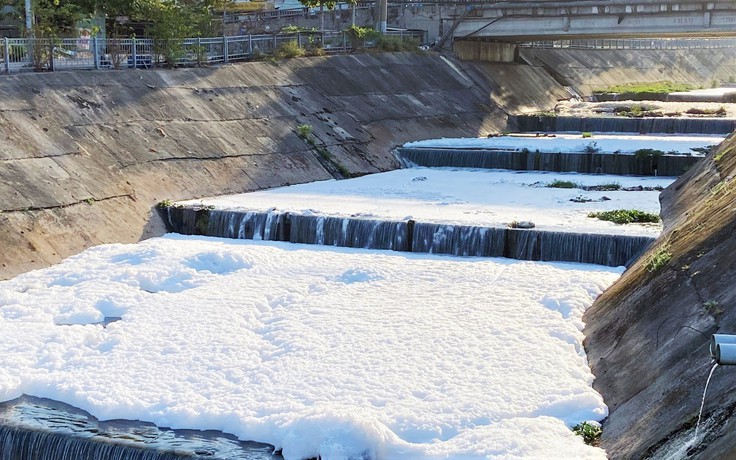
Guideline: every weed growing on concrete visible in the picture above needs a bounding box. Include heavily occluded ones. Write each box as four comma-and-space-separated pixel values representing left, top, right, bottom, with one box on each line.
584, 141, 601, 154
581, 132, 593, 138
646, 243, 672, 273
595, 81, 696, 95
573, 422, 602, 446
704, 300, 724, 317
588, 209, 660, 224
588, 182, 621, 191
297, 124, 313, 139
157, 199, 173, 209
547, 179, 579, 189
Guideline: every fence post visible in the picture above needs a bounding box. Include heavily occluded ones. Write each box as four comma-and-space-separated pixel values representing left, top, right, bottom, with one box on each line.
343, 31, 346, 51
248, 34, 253, 56
400, 29, 403, 43
197, 36, 201, 66
3, 37, 9, 74
272, 34, 277, 52
132, 37, 137, 69
297, 31, 301, 49
49, 42, 55, 71
223, 35, 229, 63
93, 37, 99, 70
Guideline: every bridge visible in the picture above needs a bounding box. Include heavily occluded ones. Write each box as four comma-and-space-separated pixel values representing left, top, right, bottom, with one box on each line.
448, 0, 736, 41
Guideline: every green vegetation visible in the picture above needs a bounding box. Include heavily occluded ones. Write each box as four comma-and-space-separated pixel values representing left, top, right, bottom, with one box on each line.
274, 40, 305, 59
589, 182, 621, 191
581, 132, 593, 138
573, 422, 602, 446
588, 209, 660, 224
547, 179, 579, 189
645, 243, 672, 273
634, 148, 664, 160
157, 199, 173, 209
297, 124, 313, 139
595, 81, 696, 95
714, 145, 731, 163
704, 300, 725, 317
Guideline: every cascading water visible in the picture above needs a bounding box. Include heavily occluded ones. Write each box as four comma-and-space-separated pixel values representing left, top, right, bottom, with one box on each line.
695, 363, 719, 440
0, 395, 279, 460
394, 147, 699, 176
164, 207, 654, 267
512, 115, 736, 135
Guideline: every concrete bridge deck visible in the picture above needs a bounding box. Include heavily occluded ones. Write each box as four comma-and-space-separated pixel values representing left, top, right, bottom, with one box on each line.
450, 0, 736, 41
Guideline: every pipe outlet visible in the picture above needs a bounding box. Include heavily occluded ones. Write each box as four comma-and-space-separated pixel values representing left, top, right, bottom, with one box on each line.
716, 343, 736, 365
710, 334, 736, 358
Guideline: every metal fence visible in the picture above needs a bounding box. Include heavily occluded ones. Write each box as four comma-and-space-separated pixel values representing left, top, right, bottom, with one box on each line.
0, 29, 426, 74
518, 37, 736, 50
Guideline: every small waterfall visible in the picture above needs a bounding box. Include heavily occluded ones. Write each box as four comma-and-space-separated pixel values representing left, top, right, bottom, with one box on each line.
0, 425, 189, 460
512, 115, 736, 135
165, 207, 654, 267
695, 363, 719, 440
0, 395, 278, 460
288, 214, 409, 251
394, 148, 699, 176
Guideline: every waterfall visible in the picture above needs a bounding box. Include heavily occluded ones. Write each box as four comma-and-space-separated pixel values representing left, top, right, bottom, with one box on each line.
0, 425, 190, 460
512, 115, 736, 135
164, 207, 654, 267
0, 395, 278, 460
394, 148, 700, 176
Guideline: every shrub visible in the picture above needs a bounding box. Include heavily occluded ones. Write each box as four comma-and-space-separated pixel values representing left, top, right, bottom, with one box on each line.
573, 422, 602, 446
634, 148, 664, 160
588, 209, 660, 224
581, 132, 593, 138
157, 199, 173, 209
274, 40, 304, 59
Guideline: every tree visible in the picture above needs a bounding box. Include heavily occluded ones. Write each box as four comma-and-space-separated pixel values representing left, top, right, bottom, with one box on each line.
299, 0, 335, 31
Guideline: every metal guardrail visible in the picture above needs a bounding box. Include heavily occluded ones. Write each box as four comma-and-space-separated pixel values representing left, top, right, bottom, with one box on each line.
0, 30, 426, 74
518, 38, 736, 50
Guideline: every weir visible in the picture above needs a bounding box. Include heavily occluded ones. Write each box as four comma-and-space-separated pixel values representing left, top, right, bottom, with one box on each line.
165, 207, 654, 267
394, 147, 699, 176
0, 395, 279, 460
511, 115, 736, 135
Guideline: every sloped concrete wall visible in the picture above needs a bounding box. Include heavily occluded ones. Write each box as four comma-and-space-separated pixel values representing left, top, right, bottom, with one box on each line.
0, 52, 520, 279
584, 134, 736, 459
520, 47, 736, 96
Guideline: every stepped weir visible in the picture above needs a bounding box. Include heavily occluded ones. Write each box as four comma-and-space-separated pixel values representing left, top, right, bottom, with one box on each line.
164, 207, 654, 268
511, 116, 736, 135
394, 148, 698, 176
0, 396, 279, 460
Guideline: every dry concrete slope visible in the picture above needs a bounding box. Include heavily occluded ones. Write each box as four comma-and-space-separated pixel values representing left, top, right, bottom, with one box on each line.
584, 134, 736, 459
520, 47, 736, 96
1, 52, 567, 279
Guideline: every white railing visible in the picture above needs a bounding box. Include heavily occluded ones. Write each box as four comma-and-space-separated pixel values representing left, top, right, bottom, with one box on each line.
0, 30, 427, 74
518, 37, 736, 50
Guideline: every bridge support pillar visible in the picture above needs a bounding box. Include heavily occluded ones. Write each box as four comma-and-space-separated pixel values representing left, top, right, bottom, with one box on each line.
453, 40, 517, 63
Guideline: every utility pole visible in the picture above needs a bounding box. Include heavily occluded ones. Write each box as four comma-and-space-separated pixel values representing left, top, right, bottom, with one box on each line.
24, 0, 32, 34
376, 0, 387, 33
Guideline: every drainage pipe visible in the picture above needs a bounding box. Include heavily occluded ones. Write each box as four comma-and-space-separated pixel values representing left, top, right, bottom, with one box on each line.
710, 334, 736, 359
716, 343, 736, 366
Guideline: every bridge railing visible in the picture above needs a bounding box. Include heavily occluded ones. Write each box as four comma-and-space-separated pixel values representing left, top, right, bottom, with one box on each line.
0, 30, 426, 75
519, 38, 736, 50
